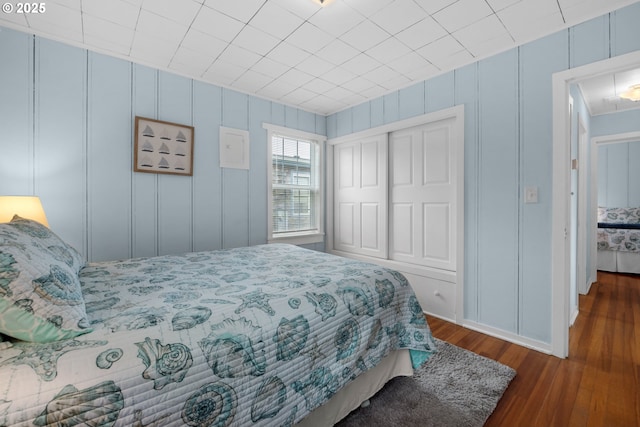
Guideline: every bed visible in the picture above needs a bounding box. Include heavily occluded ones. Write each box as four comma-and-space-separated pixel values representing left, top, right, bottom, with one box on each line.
0, 216, 435, 426
597, 207, 640, 274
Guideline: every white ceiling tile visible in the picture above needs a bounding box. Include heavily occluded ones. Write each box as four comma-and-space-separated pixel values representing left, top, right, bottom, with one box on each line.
285, 22, 334, 54
231, 69, 273, 92
268, 41, 311, 68
364, 64, 405, 87
341, 19, 390, 51
130, 31, 179, 65
395, 16, 448, 50
341, 75, 377, 93
141, 0, 201, 26
180, 29, 227, 59
217, 45, 261, 69
486, 0, 522, 12
295, 55, 336, 77
559, 0, 638, 26
370, 0, 427, 35
49, 0, 81, 8
251, 57, 290, 79
388, 51, 435, 75
413, 0, 458, 14
341, 91, 368, 106
135, 10, 189, 44
417, 35, 466, 66
303, 78, 336, 94
25, 3, 83, 41
359, 84, 387, 99
498, 0, 565, 43
434, 49, 475, 71
366, 37, 412, 63
402, 62, 440, 81
321, 66, 358, 85
341, 53, 382, 76
280, 87, 318, 104
232, 25, 280, 56
342, 0, 394, 18
257, 78, 298, 99
169, 47, 214, 76
190, 5, 244, 42
279, 68, 315, 87
82, 14, 134, 49
81, 0, 140, 28
270, 0, 321, 20
315, 38, 360, 66
204, 0, 266, 23
433, 0, 494, 33
203, 60, 245, 84
453, 14, 514, 56
324, 85, 358, 102
83, 34, 132, 56
248, 2, 303, 39
0, 11, 29, 26
308, 1, 365, 37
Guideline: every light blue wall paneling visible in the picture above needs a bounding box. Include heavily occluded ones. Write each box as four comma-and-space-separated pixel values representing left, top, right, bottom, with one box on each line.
476, 49, 519, 333
611, 2, 640, 56
249, 97, 271, 247
570, 15, 610, 68
157, 72, 194, 256
192, 81, 223, 252
87, 53, 132, 262
0, 28, 32, 196
399, 81, 425, 120
132, 64, 158, 258
426, 71, 455, 113
221, 89, 250, 249
455, 63, 479, 321
35, 38, 87, 255
518, 32, 568, 342
598, 141, 640, 208
591, 109, 640, 137
0, 30, 326, 261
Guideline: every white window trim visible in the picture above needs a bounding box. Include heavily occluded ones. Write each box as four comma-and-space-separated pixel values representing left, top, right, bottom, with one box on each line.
264, 123, 326, 245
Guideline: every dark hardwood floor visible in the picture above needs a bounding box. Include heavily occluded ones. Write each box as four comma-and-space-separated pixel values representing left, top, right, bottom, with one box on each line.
426, 271, 640, 427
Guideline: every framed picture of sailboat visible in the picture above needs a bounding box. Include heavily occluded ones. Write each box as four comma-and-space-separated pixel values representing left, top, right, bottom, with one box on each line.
134, 116, 194, 176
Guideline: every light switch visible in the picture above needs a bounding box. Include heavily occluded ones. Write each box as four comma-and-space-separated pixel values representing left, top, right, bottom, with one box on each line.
525, 186, 538, 204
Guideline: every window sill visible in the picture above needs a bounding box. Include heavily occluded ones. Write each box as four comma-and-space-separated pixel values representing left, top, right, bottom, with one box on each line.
268, 232, 325, 246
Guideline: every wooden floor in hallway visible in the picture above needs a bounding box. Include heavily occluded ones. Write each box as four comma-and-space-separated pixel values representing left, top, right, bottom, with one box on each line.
427, 271, 640, 427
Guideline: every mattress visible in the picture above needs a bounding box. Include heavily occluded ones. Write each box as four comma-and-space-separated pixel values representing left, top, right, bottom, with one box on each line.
0, 243, 435, 426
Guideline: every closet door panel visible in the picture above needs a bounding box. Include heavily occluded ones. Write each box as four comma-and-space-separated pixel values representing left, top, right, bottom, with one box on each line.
390, 118, 457, 271
333, 135, 387, 258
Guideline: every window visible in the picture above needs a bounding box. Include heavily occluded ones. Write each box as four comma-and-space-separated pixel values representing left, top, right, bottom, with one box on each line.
264, 124, 325, 245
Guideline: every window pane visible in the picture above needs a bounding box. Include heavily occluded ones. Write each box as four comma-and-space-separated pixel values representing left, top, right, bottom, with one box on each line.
272, 188, 316, 233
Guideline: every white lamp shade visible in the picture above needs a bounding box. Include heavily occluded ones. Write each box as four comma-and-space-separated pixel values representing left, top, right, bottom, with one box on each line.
0, 196, 49, 227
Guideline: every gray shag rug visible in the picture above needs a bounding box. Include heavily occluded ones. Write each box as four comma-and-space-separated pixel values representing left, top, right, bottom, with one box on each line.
336, 338, 516, 427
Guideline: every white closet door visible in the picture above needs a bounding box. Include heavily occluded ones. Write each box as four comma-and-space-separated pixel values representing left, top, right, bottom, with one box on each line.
389, 118, 457, 271
334, 135, 388, 259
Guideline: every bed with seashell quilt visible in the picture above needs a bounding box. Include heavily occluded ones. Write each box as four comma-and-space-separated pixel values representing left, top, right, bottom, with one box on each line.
0, 217, 435, 426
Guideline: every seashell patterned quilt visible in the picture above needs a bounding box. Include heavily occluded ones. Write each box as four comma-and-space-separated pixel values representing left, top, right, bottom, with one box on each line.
0, 243, 435, 426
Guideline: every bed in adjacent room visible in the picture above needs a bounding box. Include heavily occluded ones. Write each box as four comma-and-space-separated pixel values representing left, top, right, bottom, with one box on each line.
596, 207, 640, 274
0, 216, 435, 426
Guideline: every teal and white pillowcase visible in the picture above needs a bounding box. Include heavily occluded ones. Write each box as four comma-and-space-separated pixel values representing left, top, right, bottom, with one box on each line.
0, 220, 91, 343
9, 215, 85, 273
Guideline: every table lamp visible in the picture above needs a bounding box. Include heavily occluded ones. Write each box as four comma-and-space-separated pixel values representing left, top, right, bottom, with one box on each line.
0, 196, 49, 227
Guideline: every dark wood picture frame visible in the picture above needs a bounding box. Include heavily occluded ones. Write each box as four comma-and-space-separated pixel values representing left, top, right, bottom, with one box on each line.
134, 116, 194, 176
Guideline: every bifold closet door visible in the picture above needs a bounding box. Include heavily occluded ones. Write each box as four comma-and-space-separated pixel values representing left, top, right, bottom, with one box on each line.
389, 118, 457, 271
333, 135, 388, 259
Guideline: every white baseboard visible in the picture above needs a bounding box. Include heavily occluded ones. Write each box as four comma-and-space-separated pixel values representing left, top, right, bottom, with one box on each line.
459, 320, 553, 355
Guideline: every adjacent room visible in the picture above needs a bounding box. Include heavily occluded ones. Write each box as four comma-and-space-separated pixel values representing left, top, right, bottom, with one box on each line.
1, 0, 639, 425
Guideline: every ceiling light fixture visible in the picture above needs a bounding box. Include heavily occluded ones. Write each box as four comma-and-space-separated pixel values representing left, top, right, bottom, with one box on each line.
619, 84, 640, 102
311, 0, 336, 6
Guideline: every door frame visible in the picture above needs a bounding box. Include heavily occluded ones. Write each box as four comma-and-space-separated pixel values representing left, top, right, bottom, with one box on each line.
551, 50, 640, 358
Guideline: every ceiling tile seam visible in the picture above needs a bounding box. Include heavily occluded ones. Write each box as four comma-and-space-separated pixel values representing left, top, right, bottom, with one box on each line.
166, 2, 207, 71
